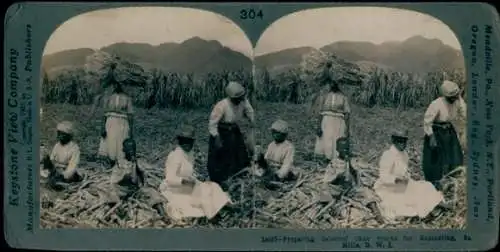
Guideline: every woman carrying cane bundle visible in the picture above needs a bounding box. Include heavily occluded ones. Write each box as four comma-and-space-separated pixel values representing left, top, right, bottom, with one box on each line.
312, 76, 351, 163
101, 80, 134, 166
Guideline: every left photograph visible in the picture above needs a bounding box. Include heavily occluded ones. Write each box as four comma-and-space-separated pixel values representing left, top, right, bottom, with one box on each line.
39, 7, 255, 228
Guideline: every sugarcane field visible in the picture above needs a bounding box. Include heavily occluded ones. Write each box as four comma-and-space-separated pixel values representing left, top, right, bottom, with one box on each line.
40, 7, 467, 230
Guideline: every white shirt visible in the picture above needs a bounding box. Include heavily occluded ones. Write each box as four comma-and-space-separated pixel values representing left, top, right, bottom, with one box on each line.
376, 145, 410, 185
423, 97, 466, 136
50, 141, 80, 178
164, 147, 196, 193
208, 98, 255, 137
374, 145, 445, 220
264, 140, 295, 178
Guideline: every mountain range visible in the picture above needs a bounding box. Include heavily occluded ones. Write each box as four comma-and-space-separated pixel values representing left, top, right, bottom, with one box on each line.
255, 36, 465, 74
42, 35, 465, 77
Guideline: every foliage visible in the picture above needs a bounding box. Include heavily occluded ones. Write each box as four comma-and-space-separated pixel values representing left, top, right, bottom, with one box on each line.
351, 68, 466, 108
42, 48, 466, 110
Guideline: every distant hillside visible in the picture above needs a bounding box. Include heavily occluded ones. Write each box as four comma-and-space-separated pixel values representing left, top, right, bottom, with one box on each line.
42, 48, 96, 71
42, 37, 252, 76
254, 36, 465, 74
254, 47, 316, 75
43, 35, 465, 78
320, 36, 465, 73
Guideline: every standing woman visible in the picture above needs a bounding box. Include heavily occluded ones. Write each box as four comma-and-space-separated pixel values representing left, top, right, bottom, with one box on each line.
89, 63, 119, 159
207, 81, 255, 186
313, 76, 351, 163
101, 80, 134, 165
422, 80, 466, 189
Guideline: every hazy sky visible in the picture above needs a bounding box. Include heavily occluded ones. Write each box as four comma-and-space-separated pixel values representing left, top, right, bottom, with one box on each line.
44, 6, 462, 58
43, 7, 253, 57
255, 7, 462, 56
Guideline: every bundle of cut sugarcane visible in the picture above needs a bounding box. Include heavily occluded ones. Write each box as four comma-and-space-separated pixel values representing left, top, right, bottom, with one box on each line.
300, 49, 367, 87
83, 50, 149, 88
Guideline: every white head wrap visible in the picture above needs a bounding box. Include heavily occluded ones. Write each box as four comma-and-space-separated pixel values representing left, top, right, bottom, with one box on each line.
441, 80, 460, 97
56, 121, 74, 135
270, 119, 289, 134
225, 81, 245, 98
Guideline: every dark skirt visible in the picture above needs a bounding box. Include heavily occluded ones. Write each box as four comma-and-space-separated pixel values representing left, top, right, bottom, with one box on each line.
207, 122, 251, 185
422, 121, 464, 183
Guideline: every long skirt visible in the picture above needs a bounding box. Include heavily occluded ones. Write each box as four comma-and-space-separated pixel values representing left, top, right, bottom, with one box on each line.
314, 115, 347, 160
422, 122, 463, 184
103, 116, 130, 161
207, 123, 251, 184
374, 179, 444, 220
159, 180, 231, 220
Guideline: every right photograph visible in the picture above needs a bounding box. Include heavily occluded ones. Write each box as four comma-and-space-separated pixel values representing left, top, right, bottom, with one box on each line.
251, 6, 467, 229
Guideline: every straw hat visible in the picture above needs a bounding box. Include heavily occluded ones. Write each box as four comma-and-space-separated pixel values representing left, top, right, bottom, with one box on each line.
177, 125, 195, 139
225, 81, 245, 98
56, 121, 74, 135
391, 129, 409, 139
441, 80, 460, 97
270, 119, 289, 134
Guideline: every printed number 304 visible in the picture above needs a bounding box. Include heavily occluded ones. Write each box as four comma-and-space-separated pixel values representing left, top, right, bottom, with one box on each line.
240, 9, 263, 20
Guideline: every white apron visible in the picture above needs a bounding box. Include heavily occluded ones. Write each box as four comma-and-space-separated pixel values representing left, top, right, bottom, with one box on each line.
314, 113, 347, 160
160, 147, 231, 220
374, 146, 444, 220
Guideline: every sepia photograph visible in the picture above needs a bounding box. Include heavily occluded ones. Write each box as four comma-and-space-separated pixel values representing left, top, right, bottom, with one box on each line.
40, 6, 467, 230
251, 6, 467, 229
39, 6, 255, 228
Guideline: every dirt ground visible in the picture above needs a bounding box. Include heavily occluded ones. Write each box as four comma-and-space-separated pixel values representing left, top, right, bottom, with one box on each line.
39, 101, 466, 229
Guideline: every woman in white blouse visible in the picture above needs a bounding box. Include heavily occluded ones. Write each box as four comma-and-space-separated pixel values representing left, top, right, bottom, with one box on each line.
311, 76, 351, 163
422, 80, 466, 189
255, 119, 297, 182
41, 121, 83, 190
207, 81, 255, 187
160, 126, 231, 221
374, 129, 447, 222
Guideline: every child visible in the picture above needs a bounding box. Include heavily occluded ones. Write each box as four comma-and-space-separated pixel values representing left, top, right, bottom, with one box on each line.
322, 137, 384, 224
41, 121, 83, 190
256, 120, 297, 184
102, 138, 167, 219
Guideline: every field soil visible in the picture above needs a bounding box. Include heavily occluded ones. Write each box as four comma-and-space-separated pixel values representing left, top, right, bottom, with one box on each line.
40, 102, 466, 229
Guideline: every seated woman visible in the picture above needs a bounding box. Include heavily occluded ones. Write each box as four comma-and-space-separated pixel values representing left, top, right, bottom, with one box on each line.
374, 129, 449, 222
41, 121, 83, 191
101, 138, 167, 220
255, 120, 297, 183
321, 137, 384, 224
159, 126, 232, 221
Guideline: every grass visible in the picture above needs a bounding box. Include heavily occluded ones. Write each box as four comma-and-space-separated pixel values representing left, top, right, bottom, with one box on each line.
40, 100, 466, 229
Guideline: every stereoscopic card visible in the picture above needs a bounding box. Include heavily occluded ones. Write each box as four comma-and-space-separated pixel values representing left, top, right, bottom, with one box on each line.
3, 2, 500, 250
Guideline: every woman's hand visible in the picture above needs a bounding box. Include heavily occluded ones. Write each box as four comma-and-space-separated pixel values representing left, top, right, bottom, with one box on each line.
136, 168, 146, 185
214, 135, 223, 149
101, 116, 107, 138
395, 177, 409, 185
429, 134, 438, 148
316, 127, 323, 137
182, 177, 197, 187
